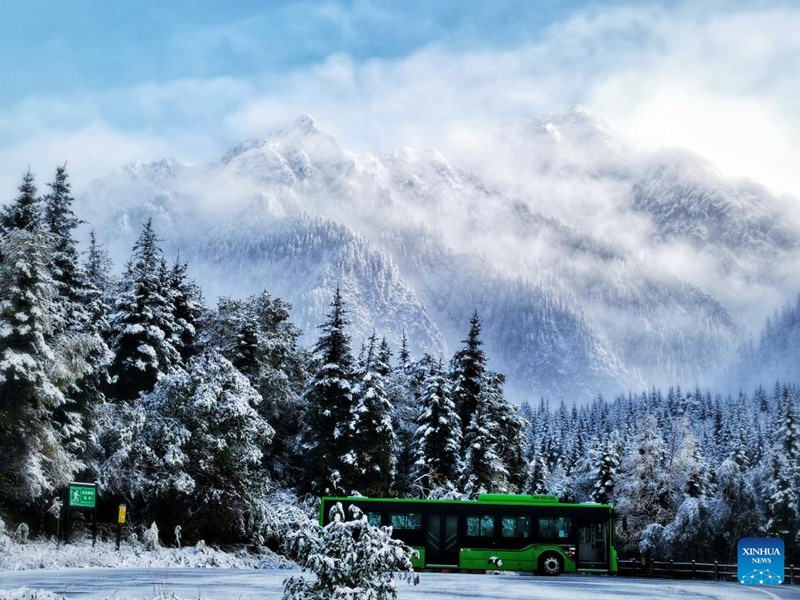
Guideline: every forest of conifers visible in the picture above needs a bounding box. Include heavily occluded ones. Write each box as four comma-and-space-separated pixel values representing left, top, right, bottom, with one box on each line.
0, 167, 798, 563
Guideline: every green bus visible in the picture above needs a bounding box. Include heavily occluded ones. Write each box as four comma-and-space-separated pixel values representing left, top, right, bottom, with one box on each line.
320, 494, 618, 576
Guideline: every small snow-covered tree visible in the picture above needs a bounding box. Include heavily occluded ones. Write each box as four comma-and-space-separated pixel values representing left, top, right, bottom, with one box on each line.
283, 502, 418, 600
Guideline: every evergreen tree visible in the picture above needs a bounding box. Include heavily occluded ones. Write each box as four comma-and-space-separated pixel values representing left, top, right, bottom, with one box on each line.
462, 383, 506, 494
82, 231, 114, 336
411, 359, 461, 493
42, 165, 86, 332
284, 503, 417, 600
386, 349, 422, 496
592, 434, 621, 505
524, 451, 550, 495
712, 438, 761, 560
166, 257, 204, 362
301, 288, 359, 495
0, 170, 40, 233
485, 372, 527, 492
207, 291, 307, 486
349, 333, 395, 496
108, 220, 180, 401
100, 349, 274, 542
614, 416, 673, 554
451, 311, 486, 447
0, 228, 79, 503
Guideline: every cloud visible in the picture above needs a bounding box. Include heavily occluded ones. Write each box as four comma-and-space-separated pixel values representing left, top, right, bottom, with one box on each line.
1, 1, 798, 202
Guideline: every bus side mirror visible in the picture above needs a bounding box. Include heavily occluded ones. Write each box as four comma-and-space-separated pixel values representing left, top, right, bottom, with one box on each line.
622, 516, 628, 532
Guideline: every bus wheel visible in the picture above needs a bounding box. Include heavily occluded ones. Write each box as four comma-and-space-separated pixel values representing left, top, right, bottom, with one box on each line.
538, 552, 563, 576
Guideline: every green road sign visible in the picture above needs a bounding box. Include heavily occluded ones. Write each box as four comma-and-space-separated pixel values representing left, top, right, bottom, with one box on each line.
68, 483, 96, 508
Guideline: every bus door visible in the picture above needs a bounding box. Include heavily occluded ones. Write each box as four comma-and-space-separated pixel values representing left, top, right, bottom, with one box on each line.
426, 513, 459, 566
577, 520, 608, 569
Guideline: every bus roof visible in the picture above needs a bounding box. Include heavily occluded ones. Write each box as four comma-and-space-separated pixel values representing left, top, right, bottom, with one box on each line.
321, 494, 613, 510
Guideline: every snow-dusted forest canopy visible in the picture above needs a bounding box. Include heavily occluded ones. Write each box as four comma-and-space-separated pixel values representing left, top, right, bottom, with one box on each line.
0, 167, 799, 564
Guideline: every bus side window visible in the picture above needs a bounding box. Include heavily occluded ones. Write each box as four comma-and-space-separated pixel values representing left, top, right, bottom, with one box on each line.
501, 515, 531, 538
390, 513, 422, 530
366, 512, 382, 527
466, 515, 495, 537
538, 517, 572, 539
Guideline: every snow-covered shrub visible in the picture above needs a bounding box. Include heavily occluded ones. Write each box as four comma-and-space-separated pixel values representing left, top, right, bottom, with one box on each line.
143, 522, 160, 550
0, 516, 8, 548
283, 503, 418, 600
249, 490, 315, 550
13, 523, 30, 544
638, 523, 665, 560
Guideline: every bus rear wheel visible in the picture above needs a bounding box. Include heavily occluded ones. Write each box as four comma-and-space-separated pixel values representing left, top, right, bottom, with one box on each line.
538, 552, 563, 576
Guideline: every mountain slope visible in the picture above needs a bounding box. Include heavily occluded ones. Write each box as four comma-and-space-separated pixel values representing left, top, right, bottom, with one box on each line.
75, 111, 800, 400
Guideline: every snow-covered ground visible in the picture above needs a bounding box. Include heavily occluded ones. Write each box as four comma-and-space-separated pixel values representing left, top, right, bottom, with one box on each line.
0, 538, 291, 572
3, 568, 800, 600
1, 540, 799, 600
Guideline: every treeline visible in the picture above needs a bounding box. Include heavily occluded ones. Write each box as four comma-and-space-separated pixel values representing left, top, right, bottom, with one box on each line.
0, 167, 525, 545
522, 385, 800, 562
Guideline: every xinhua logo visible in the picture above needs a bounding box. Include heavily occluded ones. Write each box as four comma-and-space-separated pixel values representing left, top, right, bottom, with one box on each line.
738, 537, 784, 585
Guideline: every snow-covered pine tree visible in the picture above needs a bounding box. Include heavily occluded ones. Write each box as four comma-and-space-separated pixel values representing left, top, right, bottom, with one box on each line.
592, 434, 621, 505
349, 333, 395, 496
0, 226, 79, 503
42, 165, 87, 332
82, 231, 115, 336
411, 358, 461, 494
385, 342, 421, 496
613, 416, 673, 554
485, 372, 527, 492
451, 311, 486, 450
166, 257, 204, 362
461, 383, 506, 495
107, 219, 181, 401
712, 434, 762, 560
101, 349, 274, 543
0, 170, 40, 233
301, 288, 359, 495
206, 291, 307, 486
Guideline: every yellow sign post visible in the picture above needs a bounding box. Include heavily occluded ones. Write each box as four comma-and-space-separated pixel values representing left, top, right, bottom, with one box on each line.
116, 504, 127, 550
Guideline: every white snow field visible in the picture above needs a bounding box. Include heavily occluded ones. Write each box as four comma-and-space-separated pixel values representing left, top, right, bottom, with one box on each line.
2, 569, 800, 600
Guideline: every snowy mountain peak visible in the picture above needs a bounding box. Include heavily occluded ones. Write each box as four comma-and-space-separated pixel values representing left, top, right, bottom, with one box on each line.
121, 158, 184, 182
291, 114, 319, 136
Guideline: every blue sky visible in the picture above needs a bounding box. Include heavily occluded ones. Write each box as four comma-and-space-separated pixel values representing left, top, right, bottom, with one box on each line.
1, 1, 798, 197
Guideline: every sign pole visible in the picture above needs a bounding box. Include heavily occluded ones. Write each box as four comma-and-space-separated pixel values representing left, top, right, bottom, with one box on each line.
66, 482, 97, 545
64, 488, 70, 544
92, 503, 97, 547
116, 504, 127, 551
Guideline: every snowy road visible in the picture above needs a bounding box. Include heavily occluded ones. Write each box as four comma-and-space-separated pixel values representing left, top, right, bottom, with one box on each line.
1, 568, 799, 600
